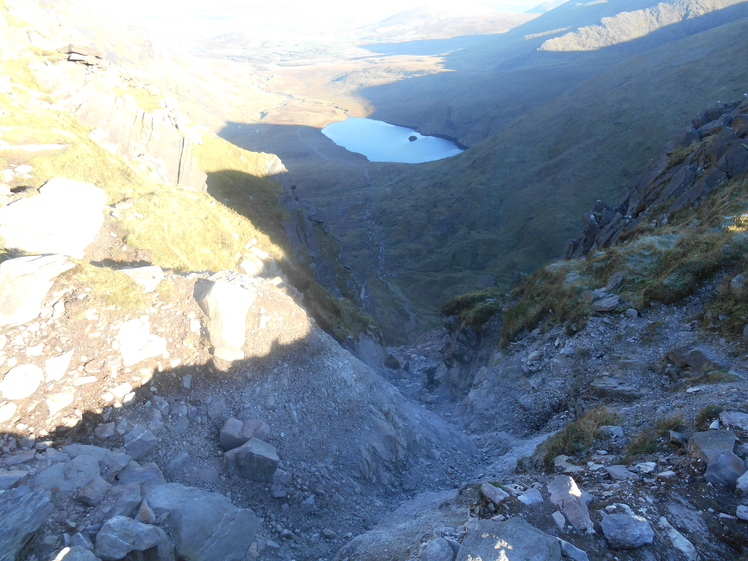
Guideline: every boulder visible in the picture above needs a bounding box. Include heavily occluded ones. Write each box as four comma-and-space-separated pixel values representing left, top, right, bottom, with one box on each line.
0, 469, 29, 490
688, 431, 736, 463
0, 254, 74, 327
224, 438, 279, 482
517, 488, 543, 506
219, 418, 270, 451
590, 294, 620, 312
35, 454, 100, 492
76, 476, 112, 507
480, 483, 510, 506
0, 178, 105, 258
117, 318, 168, 367
52, 546, 100, 561
547, 476, 594, 533
736, 470, 748, 495
666, 344, 723, 375
146, 483, 260, 561
589, 376, 641, 401
720, 411, 748, 432
600, 514, 654, 549
0, 364, 43, 400
123, 425, 158, 460
606, 465, 636, 481
456, 518, 561, 561
420, 538, 455, 561
0, 488, 54, 561
194, 280, 256, 361
94, 516, 172, 561
704, 451, 745, 487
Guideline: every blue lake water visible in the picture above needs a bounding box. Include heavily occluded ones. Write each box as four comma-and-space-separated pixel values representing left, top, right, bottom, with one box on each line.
321, 117, 464, 164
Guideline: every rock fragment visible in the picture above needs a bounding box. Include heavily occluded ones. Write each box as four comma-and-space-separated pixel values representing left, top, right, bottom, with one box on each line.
480, 483, 510, 506
0, 488, 55, 561
219, 417, 270, 451
94, 516, 171, 561
194, 280, 255, 361
704, 451, 745, 487
600, 514, 654, 549
224, 438, 279, 482
547, 476, 594, 533
123, 425, 158, 460
421, 538, 455, 561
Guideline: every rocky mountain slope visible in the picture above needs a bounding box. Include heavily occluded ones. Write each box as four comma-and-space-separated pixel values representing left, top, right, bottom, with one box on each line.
2, 1, 748, 561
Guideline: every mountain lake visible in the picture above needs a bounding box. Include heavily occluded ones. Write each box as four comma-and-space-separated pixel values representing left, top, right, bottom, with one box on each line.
321, 117, 464, 163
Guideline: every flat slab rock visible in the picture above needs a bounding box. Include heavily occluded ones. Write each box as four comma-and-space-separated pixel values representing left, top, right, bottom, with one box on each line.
0, 254, 74, 327
456, 517, 562, 561
688, 430, 736, 463
0, 177, 106, 258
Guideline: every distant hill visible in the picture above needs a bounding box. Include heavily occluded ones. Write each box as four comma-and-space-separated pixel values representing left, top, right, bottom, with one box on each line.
358, 6, 538, 42
527, 0, 570, 14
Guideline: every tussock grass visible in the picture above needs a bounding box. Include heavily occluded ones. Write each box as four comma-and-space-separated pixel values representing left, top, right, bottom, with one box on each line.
695, 404, 724, 430
624, 416, 684, 459
441, 287, 503, 330
501, 266, 591, 345
535, 407, 620, 470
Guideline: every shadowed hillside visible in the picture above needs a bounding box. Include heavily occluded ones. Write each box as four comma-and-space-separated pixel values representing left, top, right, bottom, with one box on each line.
332, 12, 748, 340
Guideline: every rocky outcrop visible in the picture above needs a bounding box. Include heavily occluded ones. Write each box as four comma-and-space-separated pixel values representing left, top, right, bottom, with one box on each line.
565, 98, 748, 258
76, 92, 207, 191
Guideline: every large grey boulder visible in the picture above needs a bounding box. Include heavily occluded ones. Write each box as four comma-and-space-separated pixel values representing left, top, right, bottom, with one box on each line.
600, 514, 654, 549
456, 518, 562, 561
224, 437, 279, 482
0, 254, 74, 327
547, 476, 594, 533
0, 488, 54, 561
421, 538, 455, 561
194, 280, 255, 361
94, 516, 172, 561
666, 344, 723, 375
704, 451, 746, 487
145, 483, 260, 561
688, 431, 736, 463
0, 178, 105, 258
35, 454, 101, 492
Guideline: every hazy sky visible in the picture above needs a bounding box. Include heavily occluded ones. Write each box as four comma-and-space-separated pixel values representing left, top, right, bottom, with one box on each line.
91, 0, 549, 26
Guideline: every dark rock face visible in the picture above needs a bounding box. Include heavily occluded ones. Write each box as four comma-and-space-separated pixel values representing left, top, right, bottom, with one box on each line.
565, 98, 748, 259
0, 488, 54, 561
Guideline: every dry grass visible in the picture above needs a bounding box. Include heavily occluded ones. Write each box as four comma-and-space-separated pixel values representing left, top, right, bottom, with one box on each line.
535, 407, 620, 470
70, 262, 147, 312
